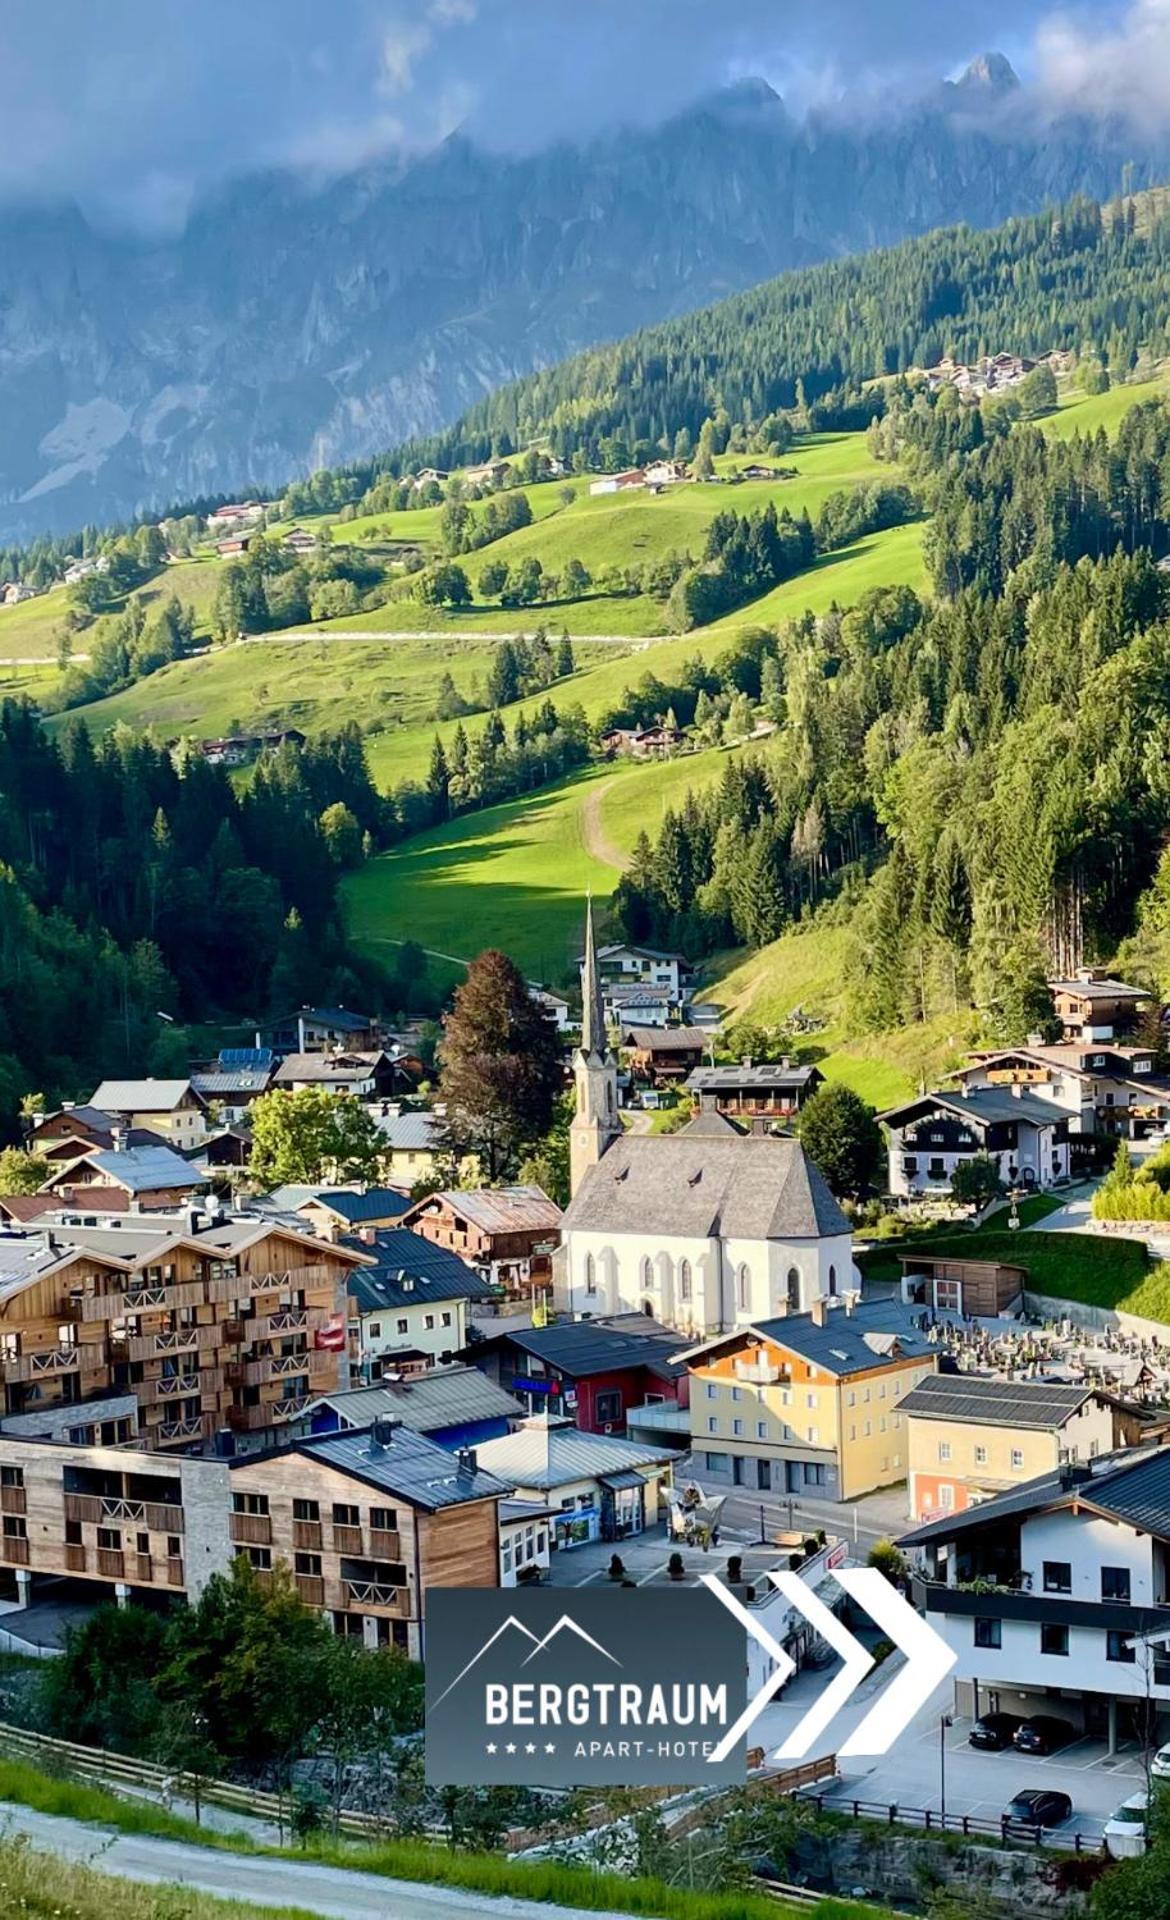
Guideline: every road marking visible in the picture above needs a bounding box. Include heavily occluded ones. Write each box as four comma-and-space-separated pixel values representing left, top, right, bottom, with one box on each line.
637, 1562, 671, 1586
572, 1569, 604, 1586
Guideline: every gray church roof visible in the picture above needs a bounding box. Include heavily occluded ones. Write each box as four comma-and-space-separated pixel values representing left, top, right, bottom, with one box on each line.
561, 1133, 849, 1240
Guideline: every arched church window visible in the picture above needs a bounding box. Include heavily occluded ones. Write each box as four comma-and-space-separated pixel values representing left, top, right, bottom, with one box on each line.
736, 1263, 750, 1311
828, 1264, 837, 1296
679, 1259, 692, 1301
640, 1256, 653, 1291
585, 1253, 597, 1296
786, 1266, 801, 1310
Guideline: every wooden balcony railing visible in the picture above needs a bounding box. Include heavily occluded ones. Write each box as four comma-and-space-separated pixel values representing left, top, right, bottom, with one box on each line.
369, 1528, 401, 1560
77, 1279, 205, 1321
293, 1520, 322, 1551
270, 1396, 311, 1422
0, 1487, 27, 1516
333, 1524, 364, 1555
295, 1573, 326, 1607
125, 1330, 201, 1363
0, 1536, 29, 1566
63, 1492, 183, 1532
96, 1548, 125, 1579
64, 1543, 87, 1573
344, 1580, 406, 1612
155, 1417, 204, 1444
4, 1347, 81, 1383
229, 1513, 272, 1546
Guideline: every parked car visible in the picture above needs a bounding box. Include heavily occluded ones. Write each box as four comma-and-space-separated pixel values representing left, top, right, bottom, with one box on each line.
969, 1712, 1023, 1751
1004, 1789, 1073, 1834
1151, 1742, 1170, 1781
1013, 1716, 1077, 1755
1104, 1791, 1149, 1860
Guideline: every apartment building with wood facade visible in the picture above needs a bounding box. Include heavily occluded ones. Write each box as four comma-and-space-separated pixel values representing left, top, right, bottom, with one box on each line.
0, 1419, 507, 1657
0, 1220, 368, 1451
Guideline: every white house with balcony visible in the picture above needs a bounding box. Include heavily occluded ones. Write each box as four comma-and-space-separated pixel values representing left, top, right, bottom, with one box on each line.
879, 1088, 1070, 1198
900, 1446, 1170, 1754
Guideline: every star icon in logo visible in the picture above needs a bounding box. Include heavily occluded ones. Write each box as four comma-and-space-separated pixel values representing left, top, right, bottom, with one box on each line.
505, 1742, 517, 1754
525, 1742, 537, 1754
544, 1742, 556, 1754
485, 1743, 497, 1755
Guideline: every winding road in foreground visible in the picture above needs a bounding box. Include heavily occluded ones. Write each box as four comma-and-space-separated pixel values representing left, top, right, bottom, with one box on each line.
0, 1802, 606, 1920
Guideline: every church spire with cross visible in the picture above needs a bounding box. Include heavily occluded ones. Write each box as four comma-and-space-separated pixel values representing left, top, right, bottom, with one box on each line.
570, 896, 621, 1196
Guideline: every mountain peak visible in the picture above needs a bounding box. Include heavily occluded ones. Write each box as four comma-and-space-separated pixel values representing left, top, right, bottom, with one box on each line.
689, 74, 786, 124
955, 51, 1020, 95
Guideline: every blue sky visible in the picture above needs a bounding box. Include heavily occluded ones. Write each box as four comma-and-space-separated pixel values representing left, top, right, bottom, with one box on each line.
0, 0, 1144, 230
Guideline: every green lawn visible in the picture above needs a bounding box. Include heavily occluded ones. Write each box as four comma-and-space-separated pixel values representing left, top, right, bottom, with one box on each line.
859, 1226, 1168, 1320
1039, 372, 1170, 442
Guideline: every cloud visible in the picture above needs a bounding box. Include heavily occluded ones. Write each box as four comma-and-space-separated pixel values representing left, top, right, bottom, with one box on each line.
0, 0, 1138, 232
1035, 0, 1170, 124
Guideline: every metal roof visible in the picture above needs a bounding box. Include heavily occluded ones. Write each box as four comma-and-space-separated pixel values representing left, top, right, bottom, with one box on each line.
481, 1322, 683, 1381
90, 1080, 198, 1112
680, 1299, 934, 1377
686, 1064, 817, 1090
274, 1053, 383, 1083
899, 1444, 1170, 1548
406, 1187, 561, 1236
475, 1416, 676, 1490
898, 1374, 1099, 1430
562, 1134, 848, 1241
190, 1071, 272, 1096
264, 1424, 510, 1511
622, 1026, 707, 1051
312, 1367, 523, 1435
346, 1230, 495, 1311
83, 1146, 204, 1194
1049, 977, 1148, 999
304, 1189, 411, 1225
880, 1088, 1062, 1128
375, 1111, 445, 1152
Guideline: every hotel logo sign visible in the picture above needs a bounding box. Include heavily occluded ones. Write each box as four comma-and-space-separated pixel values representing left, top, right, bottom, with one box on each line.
425, 1571, 956, 1786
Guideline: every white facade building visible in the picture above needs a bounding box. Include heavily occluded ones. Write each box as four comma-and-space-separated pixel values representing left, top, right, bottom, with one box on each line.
901, 1448, 1170, 1752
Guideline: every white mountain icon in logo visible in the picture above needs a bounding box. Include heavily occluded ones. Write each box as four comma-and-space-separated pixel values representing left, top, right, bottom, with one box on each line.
433, 1613, 621, 1706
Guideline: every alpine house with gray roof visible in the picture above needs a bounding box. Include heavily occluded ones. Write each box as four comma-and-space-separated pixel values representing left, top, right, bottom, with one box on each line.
879, 1087, 1071, 1197
560, 904, 857, 1336
899, 1444, 1170, 1752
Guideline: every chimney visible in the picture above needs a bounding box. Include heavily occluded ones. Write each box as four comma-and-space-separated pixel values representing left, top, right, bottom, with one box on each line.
111, 1124, 126, 1152
780, 1056, 791, 1070
369, 1416, 400, 1453
457, 1446, 478, 1475
844, 1290, 859, 1317
359, 1226, 377, 1245
742, 1055, 753, 1070
811, 1296, 828, 1327
1011, 1083, 1022, 1099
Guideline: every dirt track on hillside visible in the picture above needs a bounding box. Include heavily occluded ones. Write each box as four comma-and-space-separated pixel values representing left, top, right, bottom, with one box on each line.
580, 779, 629, 872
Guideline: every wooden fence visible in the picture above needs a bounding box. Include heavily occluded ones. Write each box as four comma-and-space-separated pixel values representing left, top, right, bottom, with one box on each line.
0, 1720, 388, 1840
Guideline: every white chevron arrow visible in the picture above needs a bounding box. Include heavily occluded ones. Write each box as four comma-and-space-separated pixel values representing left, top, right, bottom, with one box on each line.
767, 1570, 874, 1760
700, 1572, 796, 1763
834, 1567, 957, 1756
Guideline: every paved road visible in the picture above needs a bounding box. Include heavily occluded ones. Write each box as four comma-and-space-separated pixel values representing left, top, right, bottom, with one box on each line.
0, 1802, 609, 1920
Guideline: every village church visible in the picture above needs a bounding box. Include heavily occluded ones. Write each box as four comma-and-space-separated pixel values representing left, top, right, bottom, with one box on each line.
556, 906, 858, 1337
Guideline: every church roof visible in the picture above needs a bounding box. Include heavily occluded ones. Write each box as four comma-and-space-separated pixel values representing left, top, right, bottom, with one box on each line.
561, 1133, 849, 1241
678, 1109, 747, 1138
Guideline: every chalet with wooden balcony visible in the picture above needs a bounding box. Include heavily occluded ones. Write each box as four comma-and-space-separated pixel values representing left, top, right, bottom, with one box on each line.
0, 1220, 369, 1452
228, 1419, 509, 1654
879, 1088, 1071, 1197
955, 1043, 1170, 1142
1047, 967, 1151, 1043
684, 1061, 823, 1123
401, 1187, 562, 1295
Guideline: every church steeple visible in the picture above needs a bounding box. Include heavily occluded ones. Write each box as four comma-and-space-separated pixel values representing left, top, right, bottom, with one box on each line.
570, 897, 621, 1196
581, 893, 607, 1057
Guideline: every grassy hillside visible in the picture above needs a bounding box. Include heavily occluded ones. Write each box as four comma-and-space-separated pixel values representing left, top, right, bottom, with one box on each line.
859, 1224, 1170, 1321
344, 745, 746, 981
44, 632, 630, 781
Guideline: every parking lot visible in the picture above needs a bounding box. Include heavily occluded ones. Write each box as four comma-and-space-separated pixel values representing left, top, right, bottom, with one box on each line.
774, 1676, 1150, 1845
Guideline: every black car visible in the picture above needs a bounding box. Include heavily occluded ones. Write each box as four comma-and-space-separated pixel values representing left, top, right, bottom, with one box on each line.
1004, 1789, 1073, 1832
1013, 1716, 1077, 1756
969, 1712, 1023, 1751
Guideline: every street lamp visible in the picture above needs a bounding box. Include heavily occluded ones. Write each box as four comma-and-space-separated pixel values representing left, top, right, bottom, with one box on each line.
939, 1712, 954, 1825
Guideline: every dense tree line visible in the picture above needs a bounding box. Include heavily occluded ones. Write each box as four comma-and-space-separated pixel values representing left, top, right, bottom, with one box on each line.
617, 535, 1170, 1042
285, 192, 1170, 495
0, 705, 429, 1130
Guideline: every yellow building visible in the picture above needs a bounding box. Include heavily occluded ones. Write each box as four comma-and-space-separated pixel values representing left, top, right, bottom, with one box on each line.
901, 1375, 1120, 1523
680, 1298, 937, 1501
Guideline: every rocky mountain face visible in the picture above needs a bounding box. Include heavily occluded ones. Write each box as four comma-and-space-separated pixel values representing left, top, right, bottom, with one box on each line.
3, 57, 1170, 540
